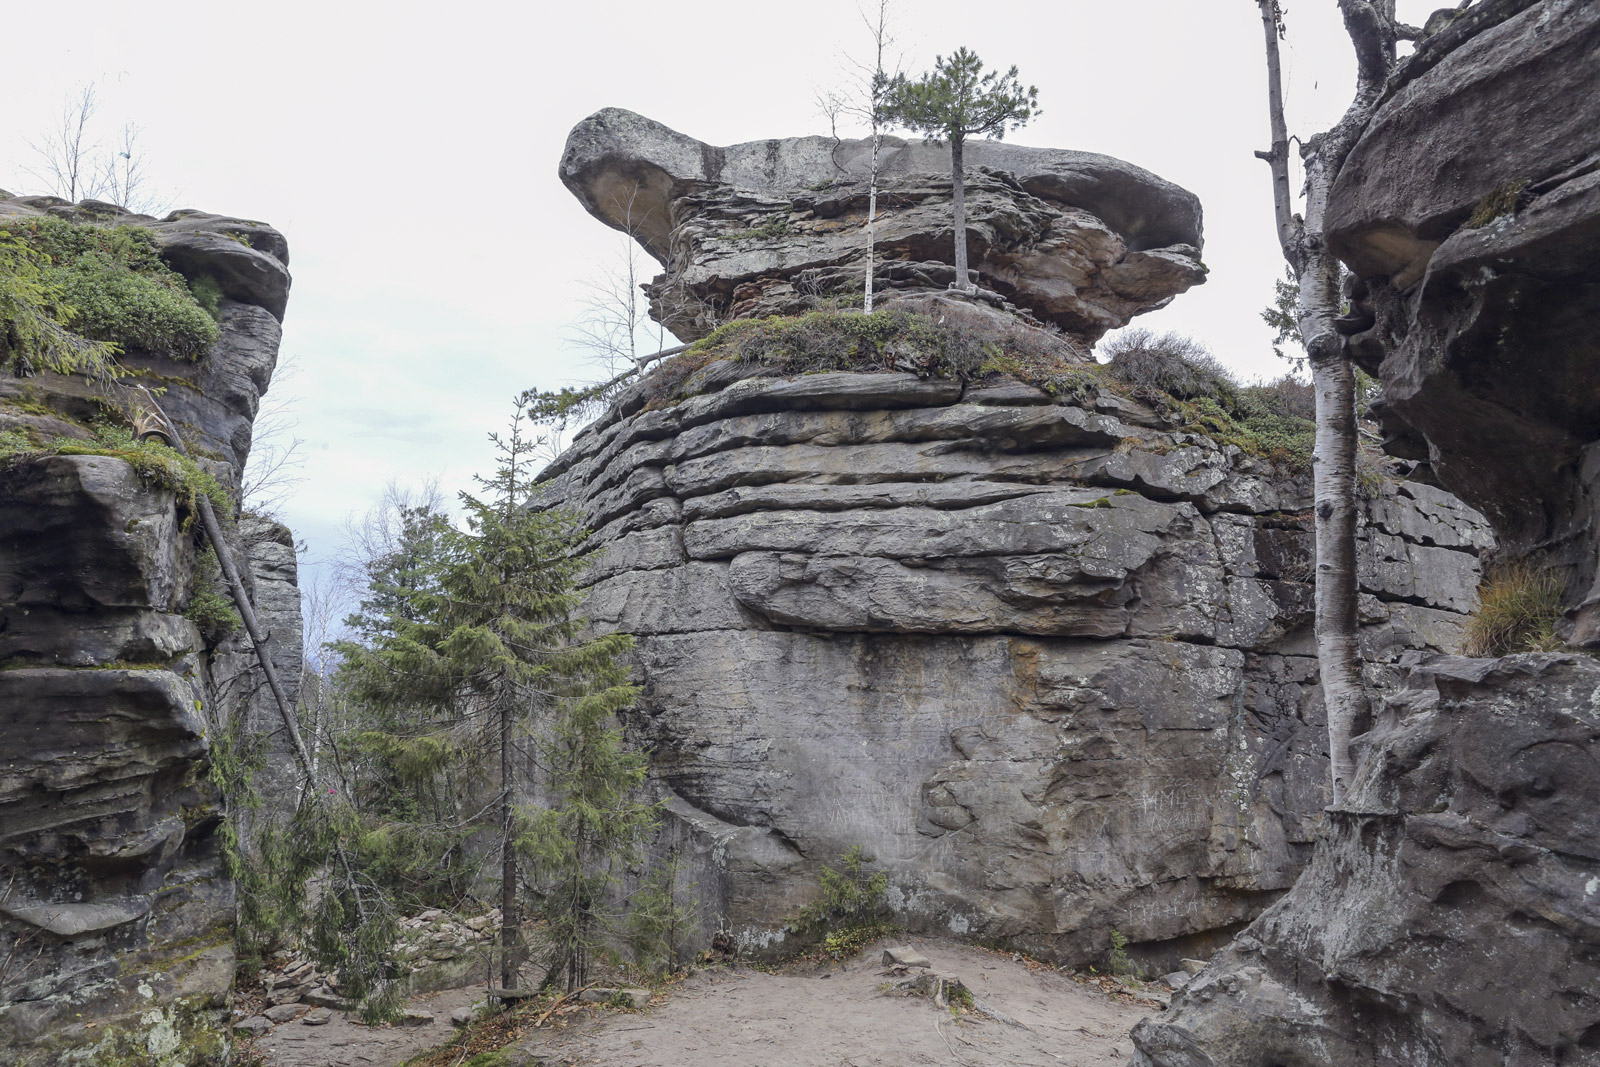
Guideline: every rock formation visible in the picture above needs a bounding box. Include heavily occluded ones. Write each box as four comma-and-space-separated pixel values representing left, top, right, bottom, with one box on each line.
1328, 0, 1600, 633
559, 108, 1207, 345
536, 356, 1489, 967
0, 195, 298, 1064
1132, 653, 1600, 1066
1132, 3, 1600, 1063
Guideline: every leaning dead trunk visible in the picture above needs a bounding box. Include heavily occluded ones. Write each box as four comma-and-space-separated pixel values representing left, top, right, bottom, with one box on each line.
1254, 0, 1405, 803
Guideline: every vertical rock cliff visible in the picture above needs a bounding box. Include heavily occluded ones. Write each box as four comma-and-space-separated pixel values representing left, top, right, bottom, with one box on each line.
0, 195, 297, 1065
1133, 2, 1600, 1063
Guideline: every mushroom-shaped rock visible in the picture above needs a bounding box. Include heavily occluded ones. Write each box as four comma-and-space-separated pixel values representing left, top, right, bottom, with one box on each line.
559, 107, 1206, 344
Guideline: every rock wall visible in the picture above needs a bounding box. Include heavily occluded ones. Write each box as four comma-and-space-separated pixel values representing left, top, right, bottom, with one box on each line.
560, 108, 1207, 345
1132, 4, 1600, 1062
1328, 0, 1600, 633
536, 361, 1489, 966
0, 195, 297, 1064
1132, 654, 1600, 1067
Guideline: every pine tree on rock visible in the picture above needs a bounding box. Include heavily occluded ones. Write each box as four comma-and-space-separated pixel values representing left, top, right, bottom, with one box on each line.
881, 48, 1038, 292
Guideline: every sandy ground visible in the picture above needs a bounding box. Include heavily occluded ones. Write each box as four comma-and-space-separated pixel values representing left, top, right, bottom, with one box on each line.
519, 939, 1154, 1067
249, 985, 485, 1067
252, 938, 1158, 1067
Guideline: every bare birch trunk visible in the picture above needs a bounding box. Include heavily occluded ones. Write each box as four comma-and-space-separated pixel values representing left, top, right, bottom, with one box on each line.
1255, 0, 1398, 804
865, 128, 880, 312
950, 134, 970, 291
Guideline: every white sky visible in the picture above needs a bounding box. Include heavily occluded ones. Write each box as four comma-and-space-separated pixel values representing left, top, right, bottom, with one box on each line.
1, 0, 1442, 589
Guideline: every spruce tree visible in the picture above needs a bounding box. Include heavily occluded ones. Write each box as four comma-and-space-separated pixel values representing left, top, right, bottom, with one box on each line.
335, 397, 646, 992
880, 48, 1038, 292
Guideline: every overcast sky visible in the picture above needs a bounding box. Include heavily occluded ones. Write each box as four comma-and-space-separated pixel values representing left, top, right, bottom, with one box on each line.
1, 0, 1443, 591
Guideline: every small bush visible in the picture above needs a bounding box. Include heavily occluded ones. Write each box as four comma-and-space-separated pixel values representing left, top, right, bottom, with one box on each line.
1107, 928, 1136, 977
186, 547, 242, 642
1461, 561, 1566, 657
0, 215, 219, 359
1102, 329, 1237, 403
793, 845, 894, 959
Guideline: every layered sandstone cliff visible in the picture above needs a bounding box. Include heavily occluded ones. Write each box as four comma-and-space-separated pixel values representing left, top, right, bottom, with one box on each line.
0, 195, 298, 1065
537, 358, 1488, 967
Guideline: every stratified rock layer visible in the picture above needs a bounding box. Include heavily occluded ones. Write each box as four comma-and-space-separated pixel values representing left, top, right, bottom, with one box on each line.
1132, 654, 1600, 1067
0, 196, 298, 1064
537, 363, 1489, 965
559, 108, 1206, 344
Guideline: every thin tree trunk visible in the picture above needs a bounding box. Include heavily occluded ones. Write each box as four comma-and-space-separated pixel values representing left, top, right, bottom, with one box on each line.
499, 694, 518, 990
1254, 0, 1396, 805
865, 127, 880, 312
950, 134, 969, 291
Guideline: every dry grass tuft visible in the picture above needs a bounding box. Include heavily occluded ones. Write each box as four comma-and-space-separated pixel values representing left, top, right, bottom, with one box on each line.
1461, 561, 1566, 657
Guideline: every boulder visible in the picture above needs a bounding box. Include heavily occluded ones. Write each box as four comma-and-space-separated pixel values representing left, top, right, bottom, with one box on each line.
233, 1016, 273, 1037
558, 108, 1206, 344
1132, 653, 1600, 1067
536, 363, 1490, 966
883, 946, 932, 969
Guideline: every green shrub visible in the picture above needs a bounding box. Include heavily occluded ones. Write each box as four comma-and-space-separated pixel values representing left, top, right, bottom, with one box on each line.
724, 214, 793, 241
792, 845, 895, 959
1107, 928, 1135, 977
1461, 561, 1566, 657
0, 215, 219, 359
0, 228, 123, 379
185, 547, 242, 641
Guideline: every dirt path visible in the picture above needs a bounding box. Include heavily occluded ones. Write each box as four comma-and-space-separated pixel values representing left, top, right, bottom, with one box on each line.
517, 939, 1154, 1067
250, 939, 1158, 1067
248, 986, 485, 1067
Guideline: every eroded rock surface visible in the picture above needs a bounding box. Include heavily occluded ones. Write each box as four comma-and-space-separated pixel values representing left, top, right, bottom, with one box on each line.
537, 363, 1489, 966
1131, 653, 1600, 1066
559, 108, 1206, 344
1326, 0, 1600, 633
0, 196, 297, 1064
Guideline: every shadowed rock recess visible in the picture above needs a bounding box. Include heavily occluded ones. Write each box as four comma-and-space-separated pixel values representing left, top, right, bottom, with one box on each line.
535, 357, 1490, 967
1133, 3, 1600, 1064
0, 195, 300, 1064
560, 108, 1208, 345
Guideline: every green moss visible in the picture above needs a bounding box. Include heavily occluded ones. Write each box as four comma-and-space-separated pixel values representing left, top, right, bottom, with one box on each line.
1467, 178, 1529, 228
683, 309, 1002, 383
48, 424, 233, 523
723, 214, 793, 241
0, 215, 219, 359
